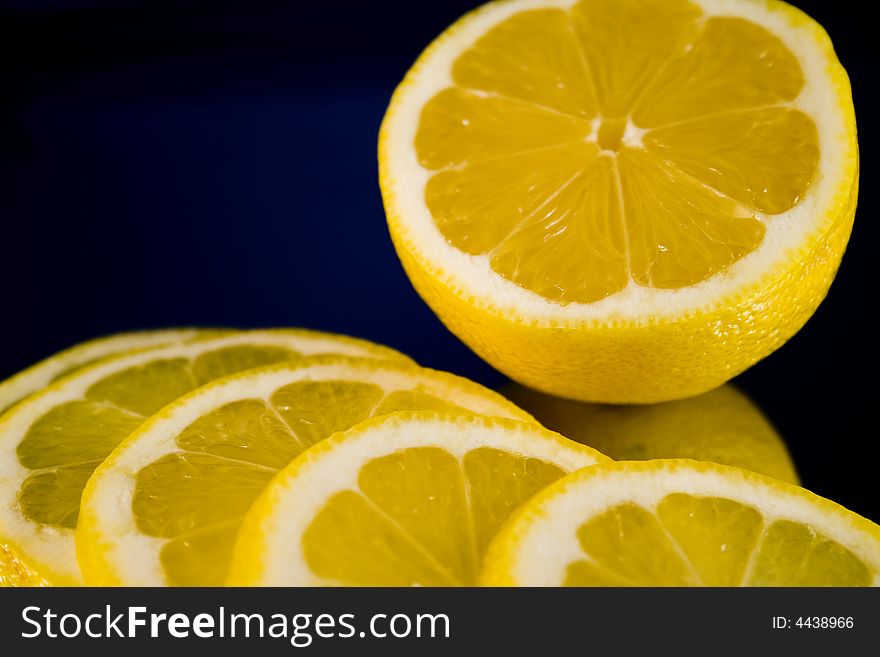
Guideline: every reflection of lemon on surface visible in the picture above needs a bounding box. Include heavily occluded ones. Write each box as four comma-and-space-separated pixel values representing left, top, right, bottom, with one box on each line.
229, 412, 606, 586
482, 460, 880, 586
502, 383, 798, 484
0, 330, 411, 585
380, 0, 858, 403
77, 358, 534, 586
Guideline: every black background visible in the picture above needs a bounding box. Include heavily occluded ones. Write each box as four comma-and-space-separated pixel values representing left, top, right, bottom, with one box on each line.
1, 1, 877, 522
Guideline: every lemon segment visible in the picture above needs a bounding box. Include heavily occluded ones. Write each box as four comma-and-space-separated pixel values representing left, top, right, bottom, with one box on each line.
0, 330, 411, 585
305, 448, 480, 586
631, 15, 805, 126
381, 0, 858, 402
570, 0, 704, 119
76, 359, 536, 586
481, 460, 880, 586
502, 383, 799, 483
228, 412, 606, 586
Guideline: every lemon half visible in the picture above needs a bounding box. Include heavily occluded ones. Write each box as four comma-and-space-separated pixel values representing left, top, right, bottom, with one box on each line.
380, 0, 858, 402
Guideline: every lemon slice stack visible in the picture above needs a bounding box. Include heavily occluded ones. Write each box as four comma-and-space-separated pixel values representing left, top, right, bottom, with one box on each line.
77, 361, 601, 586
2, 326, 878, 588
1, 328, 608, 586
0, 329, 415, 584
0, 329, 880, 586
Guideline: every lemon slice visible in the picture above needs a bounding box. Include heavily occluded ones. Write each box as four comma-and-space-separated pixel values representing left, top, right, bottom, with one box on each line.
77, 359, 535, 586
481, 460, 880, 586
0, 328, 219, 415
380, 0, 858, 403
0, 330, 410, 585
228, 412, 606, 586
502, 383, 798, 483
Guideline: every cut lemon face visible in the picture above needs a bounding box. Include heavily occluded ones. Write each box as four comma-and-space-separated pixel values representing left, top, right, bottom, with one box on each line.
0, 328, 219, 415
77, 359, 535, 586
481, 460, 880, 586
229, 412, 606, 586
502, 383, 798, 484
1, 328, 225, 585
0, 330, 410, 585
380, 0, 858, 403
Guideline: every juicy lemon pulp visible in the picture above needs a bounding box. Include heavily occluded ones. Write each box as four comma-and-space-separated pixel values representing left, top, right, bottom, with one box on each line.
303, 446, 565, 586
131, 384, 465, 586
417, 0, 819, 303
16, 346, 304, 531
567, 494, 870, 586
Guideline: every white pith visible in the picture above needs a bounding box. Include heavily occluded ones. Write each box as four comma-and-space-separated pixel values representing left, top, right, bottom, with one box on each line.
79, 361, 535, 586
498, 462, 880, 586
381, 0, 854, 324
0, 330, 410, 584
229, 414, 603, 586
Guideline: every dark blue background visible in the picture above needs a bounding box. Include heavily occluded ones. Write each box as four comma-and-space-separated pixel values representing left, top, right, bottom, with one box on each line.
2, 0, 878, 522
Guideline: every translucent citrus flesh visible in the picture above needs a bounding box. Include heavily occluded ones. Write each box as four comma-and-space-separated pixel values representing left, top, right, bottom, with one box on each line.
416, 0, 819, 303
16, 346, 306, 531
302, 446, 566, 586
130, 384, 468, 586
565, 494, 871, 586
